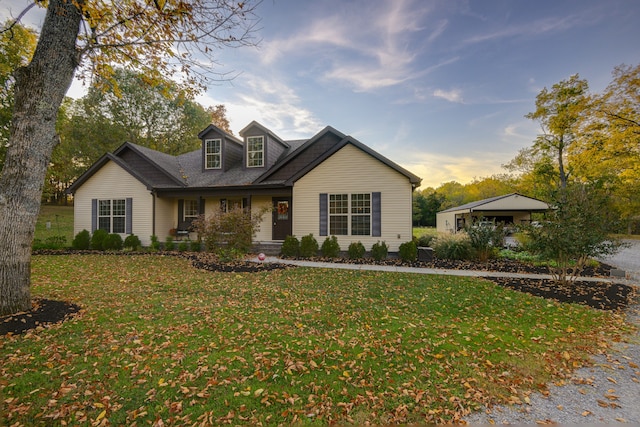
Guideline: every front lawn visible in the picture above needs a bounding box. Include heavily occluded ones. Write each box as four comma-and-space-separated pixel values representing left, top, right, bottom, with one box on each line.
1, 255, 630, 425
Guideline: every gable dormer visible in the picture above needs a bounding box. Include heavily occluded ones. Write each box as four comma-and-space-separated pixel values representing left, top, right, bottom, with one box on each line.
197, 124, 243, 172
239, 121, 290, 170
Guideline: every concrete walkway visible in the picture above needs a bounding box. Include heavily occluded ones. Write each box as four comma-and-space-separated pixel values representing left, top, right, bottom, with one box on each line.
251, 256, 634, 285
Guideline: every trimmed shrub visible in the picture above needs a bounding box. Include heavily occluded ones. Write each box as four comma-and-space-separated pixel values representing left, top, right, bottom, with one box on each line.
164, 236, 175, 251
190, 240, 202, 252
91, 229, 109, 250
123, 234, 142, 251
399, 240, 417, 262
102, 233, 123, 251
432, 233, 473, 260
150, 235, 161, 251
299, 234, 319, 258
371, 241, 388, 261
178, 241, 189, 252
72, 230, 91, 250
281, 235, 300, 257
321, 235, 340, 258
348, 241, 366, 259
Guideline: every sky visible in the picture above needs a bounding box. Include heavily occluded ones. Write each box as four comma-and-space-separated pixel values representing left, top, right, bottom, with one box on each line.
3, 0, 640, 189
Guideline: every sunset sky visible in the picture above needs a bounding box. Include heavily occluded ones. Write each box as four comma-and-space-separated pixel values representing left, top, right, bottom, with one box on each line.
3, 0, 640, 188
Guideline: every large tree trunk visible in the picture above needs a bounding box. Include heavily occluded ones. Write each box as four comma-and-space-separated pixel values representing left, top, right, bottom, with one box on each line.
0, 0, 82, 316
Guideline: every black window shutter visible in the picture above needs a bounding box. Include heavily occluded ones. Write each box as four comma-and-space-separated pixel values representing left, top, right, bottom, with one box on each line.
91, 199, 97, 233
372, 192, 381, 237
198, 197, 205, 215
178, 199, 184, 225
319, 193, 328, 236
125, 198, 133, 234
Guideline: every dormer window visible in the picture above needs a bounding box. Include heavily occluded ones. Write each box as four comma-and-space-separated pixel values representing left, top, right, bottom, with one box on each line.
247, 136, 264, 167
205, 139, 221, 169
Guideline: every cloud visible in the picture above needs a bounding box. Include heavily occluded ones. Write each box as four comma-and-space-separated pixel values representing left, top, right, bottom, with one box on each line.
433, 88, 463, 103
198, 74, 323, 138
260, 0, 435, 92
463, 12, 598, 45
399, 151, 511, 189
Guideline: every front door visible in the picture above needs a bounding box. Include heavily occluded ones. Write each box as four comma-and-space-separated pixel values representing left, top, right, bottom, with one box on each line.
272, 197, 292, 240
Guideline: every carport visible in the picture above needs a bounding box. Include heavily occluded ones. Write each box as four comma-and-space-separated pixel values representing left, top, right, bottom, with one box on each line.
436, 193, 549, 233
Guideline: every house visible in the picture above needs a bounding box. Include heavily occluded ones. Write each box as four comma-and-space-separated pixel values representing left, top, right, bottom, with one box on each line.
68, 122, 422, 252
436, 193, 549, 234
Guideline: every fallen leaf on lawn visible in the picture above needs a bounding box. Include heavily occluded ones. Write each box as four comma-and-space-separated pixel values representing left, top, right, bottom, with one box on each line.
95, 409, 107, 422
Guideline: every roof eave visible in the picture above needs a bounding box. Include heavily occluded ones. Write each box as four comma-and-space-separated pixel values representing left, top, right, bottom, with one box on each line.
67, 153, 155, 194
114, 142, 186, 187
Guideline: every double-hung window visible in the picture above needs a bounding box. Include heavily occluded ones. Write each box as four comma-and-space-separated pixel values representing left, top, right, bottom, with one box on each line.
328, 193, 371, 235
98, 199, 126, 233
351, 193, 371, 235
184, 200, 199, 222
247, 136, 264, 167
329, 194, 349, 235
205, 139, 221, 169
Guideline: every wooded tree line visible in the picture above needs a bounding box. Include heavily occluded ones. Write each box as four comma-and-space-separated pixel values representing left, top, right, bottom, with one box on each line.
47, 69, 233, 204
1, 22, 234, 205
414, 64, 640, 234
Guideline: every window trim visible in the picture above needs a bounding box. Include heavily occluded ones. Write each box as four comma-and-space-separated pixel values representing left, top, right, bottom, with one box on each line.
205, 138, 222, 169
98, 198, 126, 233
183, 199, 199, 221
327, 193, 371, 236
350, 193, 371, 236
246, 135, 264, 168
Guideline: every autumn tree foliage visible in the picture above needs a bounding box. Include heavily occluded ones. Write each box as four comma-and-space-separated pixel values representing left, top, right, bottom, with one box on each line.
0, 0, 260, 315
572, 64, 640, 233
525, 74, 589, 192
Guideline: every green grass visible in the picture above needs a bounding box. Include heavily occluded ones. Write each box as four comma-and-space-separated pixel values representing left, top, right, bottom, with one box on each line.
413, 226, 437, 238
1, 255, 630, 425
34, 205, 74, 247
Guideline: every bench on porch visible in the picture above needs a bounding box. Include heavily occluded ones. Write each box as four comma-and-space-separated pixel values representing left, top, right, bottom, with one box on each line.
174, 221, 193, 240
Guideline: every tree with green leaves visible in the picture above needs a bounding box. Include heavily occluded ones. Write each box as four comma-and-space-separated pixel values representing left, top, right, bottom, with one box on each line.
521, 184, 621, 285
0, 0, 260, 316
525, 74, 589, 192
413, 189, 445, 227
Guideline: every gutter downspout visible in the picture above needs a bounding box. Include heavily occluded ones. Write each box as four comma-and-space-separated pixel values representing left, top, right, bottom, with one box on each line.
151, 190, 156, 237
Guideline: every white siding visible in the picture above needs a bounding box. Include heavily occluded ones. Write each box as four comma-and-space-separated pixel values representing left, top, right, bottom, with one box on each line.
436, 212, 457, 234
155, 198, 175, 242
251, 196, 274, 242
293, 144, 413, 252
74, 161, 154, 245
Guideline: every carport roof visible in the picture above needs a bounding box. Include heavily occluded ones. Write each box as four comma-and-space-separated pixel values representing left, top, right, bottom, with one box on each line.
438, 193, 549, 214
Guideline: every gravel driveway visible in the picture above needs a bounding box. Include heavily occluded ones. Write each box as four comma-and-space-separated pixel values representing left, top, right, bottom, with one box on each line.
465, 239, 640, 425
600, 239, 640, 281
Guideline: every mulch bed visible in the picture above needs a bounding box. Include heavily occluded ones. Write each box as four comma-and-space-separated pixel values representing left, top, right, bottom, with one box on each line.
3, 253, 636, 336
1, 299, 80, 336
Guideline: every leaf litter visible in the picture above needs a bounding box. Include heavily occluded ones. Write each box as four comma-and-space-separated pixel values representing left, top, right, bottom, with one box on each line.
0, 253, 636, 425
